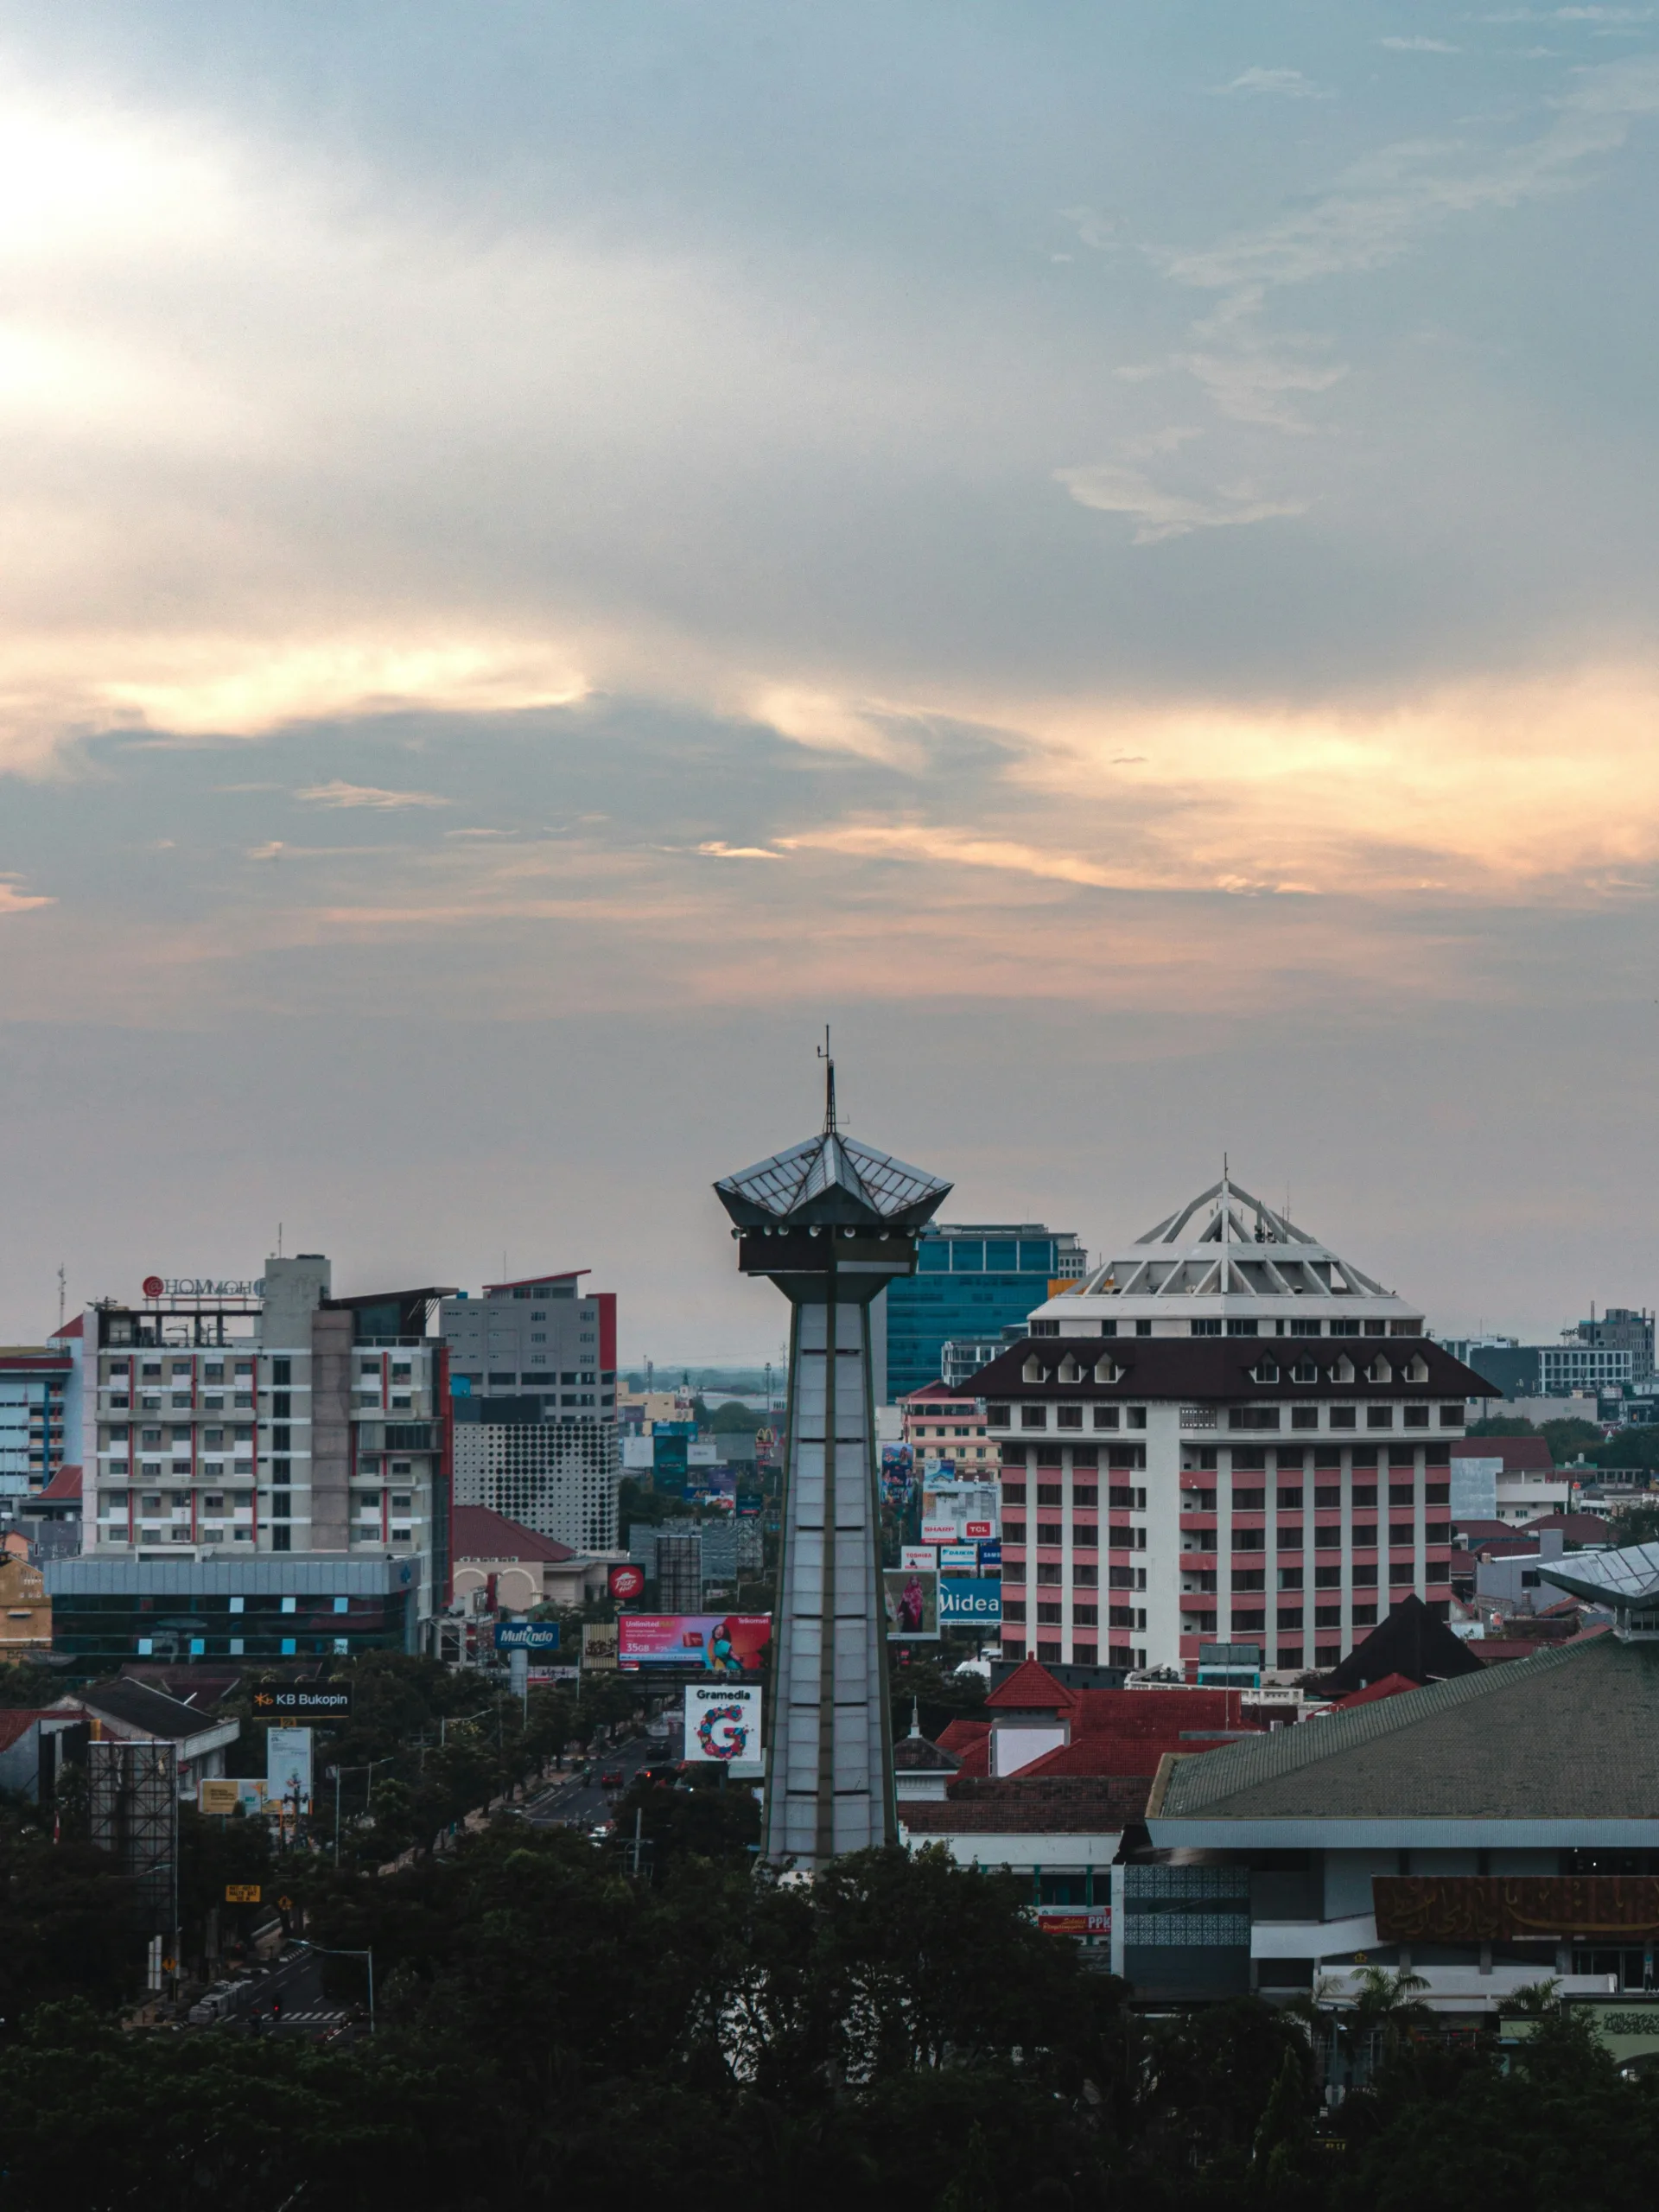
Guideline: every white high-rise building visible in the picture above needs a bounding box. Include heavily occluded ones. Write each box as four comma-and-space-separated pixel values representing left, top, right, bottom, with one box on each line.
982, 1178, 1491, 1679
81, 1258, 453, 1624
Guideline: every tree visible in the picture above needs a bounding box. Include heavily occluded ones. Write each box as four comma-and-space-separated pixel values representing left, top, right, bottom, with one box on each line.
1611, 1502, 1659, 1545
1250, 2045, 1319, 2208
1588, 1428, 1659, 1473
1538, 1417, 1603, 1464
0, 1811, 143, 2018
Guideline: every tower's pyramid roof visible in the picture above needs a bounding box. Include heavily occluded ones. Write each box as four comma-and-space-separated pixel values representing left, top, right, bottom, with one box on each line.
716, 1129, 950, 1231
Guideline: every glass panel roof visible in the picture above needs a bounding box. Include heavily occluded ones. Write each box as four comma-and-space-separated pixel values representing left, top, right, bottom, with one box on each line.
1541, 1541, 1659, 1609
716, 1132, 950, 1224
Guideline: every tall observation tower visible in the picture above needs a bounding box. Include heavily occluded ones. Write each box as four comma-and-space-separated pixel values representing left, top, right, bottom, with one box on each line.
715, 1049, 950, 1868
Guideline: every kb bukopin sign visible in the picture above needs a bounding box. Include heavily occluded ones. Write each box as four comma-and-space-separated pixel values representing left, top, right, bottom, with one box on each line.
143, 1275, 265, 1299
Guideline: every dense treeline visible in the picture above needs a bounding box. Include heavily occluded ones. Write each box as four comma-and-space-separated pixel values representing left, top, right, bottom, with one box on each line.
1, 1813, 1657, 2212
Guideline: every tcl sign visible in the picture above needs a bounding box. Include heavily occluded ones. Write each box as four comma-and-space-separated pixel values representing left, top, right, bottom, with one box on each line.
608, 1564, 645, 1601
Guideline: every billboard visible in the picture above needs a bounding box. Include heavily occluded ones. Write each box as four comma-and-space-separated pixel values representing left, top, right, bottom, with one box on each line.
1034, 1905, 1111, 1938
608, 1563, 646, 1601
880, 1442, 914, 1503
620, 1435, 655, 1470
251, 1682, 353, 1719
200, 1777, 269, 1817
923, 1480, 999, 1543
938, 1543, 978, 1573
899, 1544, 935, 1571
683, 1683, 764, 1775
582, 1621, 620, 1671
883, 1567, 938, 1640
493, 1620, 560, 1650
618, 1613, 772, 1673
938, 1577, 1003, 1628
265, 1727, 312, 1808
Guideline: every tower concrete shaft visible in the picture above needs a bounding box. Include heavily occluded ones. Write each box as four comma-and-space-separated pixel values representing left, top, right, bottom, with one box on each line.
772, 1275, 887, 1862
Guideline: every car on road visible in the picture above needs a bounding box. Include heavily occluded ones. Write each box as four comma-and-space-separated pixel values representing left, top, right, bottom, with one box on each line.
600, 1768, 624, 1789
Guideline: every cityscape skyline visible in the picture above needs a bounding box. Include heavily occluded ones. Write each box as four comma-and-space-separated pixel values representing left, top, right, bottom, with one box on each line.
1, 1112, 1654, 1366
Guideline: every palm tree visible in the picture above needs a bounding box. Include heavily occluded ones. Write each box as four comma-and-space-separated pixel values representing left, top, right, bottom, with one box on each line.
1333, 1966, 1433, 2081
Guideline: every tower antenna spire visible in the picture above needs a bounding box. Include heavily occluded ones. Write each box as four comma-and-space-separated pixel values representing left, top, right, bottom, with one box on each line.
817, 1024, 837, 1135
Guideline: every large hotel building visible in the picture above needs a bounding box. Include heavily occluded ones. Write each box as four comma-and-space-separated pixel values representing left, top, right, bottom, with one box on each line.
975, 1179, 1491, 1678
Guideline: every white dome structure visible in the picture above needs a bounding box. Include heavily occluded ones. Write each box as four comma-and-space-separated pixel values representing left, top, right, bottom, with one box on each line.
1029, 1173, 1422, 1341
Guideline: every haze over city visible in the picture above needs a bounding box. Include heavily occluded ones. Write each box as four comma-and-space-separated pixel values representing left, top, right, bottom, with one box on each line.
2, 3, 1657, 1353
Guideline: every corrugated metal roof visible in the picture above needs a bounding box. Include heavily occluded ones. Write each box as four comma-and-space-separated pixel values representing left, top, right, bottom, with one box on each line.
1154, 1634, 1659, 1821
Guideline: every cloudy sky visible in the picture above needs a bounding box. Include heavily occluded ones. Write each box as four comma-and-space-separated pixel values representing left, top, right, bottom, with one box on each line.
1, 0, 1657, 1359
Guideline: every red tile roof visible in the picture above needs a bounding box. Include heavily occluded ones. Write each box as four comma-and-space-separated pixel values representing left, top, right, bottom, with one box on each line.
35, 1464, 81, 1503
451, 1505, 575, 1563
1517, 1512, 1615, 1545
937, 1719, 992, 1777
985, 1659, 1075, 1711
1452, 1436, 1555, 1475
1333, 1671, 1421, 1711
903, 1775, 1155, 1834
0, 1711, 42, 1753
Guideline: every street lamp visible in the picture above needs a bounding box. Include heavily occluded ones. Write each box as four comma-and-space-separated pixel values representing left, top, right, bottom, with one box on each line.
327, 1758, 394, 1866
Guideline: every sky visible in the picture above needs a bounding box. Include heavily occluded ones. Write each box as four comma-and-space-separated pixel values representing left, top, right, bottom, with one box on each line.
1, 1, 1657, 1359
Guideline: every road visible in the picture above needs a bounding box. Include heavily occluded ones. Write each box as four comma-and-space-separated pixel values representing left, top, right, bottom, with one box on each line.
198, 1946, 355, 2039
523, 1732, 664, 1832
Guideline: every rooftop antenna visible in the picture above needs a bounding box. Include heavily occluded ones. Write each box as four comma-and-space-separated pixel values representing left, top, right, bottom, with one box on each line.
56, 1263, 66, 1332
276, 1222, 283, 1258
817, 1024, 837, 1135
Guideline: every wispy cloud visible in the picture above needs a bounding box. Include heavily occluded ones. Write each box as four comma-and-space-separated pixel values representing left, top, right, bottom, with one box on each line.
1217, 67, 1334, 97
295, 780, 450, 810
692, 842, 785, 860
0, 879, 52, 915
779, 823, 1120, 890
1054, 459, 1308, 542
1160, 52, 1659, 291
1060, 205, 1125, 249
1377, 35, 1463, 50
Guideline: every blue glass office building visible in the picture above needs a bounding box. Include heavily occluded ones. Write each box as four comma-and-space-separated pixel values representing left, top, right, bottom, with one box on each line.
881, 1224, 1084, 1401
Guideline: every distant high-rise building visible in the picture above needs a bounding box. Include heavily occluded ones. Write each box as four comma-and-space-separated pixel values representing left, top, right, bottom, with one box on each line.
73, 1256, 452, 1656
0, 1334, 78, 1508
880, 1224, 1085, 1401
1572, 1307, 1654, 1382
442, 1273, 620, 1551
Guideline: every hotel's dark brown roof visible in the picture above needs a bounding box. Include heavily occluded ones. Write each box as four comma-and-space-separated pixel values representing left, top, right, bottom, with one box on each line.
973, 1335, 1491, 1402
